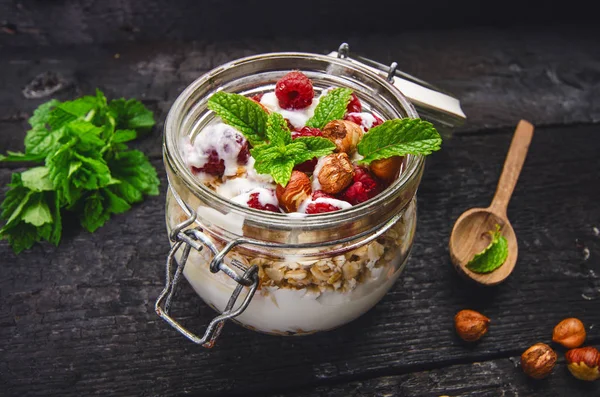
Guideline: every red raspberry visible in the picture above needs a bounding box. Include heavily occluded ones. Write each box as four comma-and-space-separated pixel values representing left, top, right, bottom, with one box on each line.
305, 191, 345, 213
338, 167, 381, 205
372, 114, 384, 128
247, 192, 280, 213
344, 113, 363, 126
275, 71, 314, 110
191, 150, 225, 176
236, 136, 250, 165
292, 126, 322, 139
294, 158, 317, 173
305, 202, 342, 214
251, 93, 264, 102
347, 93, 362, 113
311, 190, 334, 200
292, 127, 322, 172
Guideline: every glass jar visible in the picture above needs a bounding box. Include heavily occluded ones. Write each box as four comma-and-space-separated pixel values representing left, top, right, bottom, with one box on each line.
158, 52, 424, 346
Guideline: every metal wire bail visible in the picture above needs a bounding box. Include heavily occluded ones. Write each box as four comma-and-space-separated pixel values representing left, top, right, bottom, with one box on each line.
155, 209, 259, 348
337, 42, 349, 59
387, 62, 398, 83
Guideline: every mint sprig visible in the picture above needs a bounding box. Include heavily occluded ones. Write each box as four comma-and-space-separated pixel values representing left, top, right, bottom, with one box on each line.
250, 113, 335, 185
357, 118, 442, 164
305, 88, 353, 129
207, 92, 269, 146
0, 90, 160, 254
466, 224, 509, 274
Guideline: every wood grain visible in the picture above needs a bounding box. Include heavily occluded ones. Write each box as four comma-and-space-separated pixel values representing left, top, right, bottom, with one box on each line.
1, 123, 599, 396
0, 0, 595, 47
1, 25, 600, 146
273, 357, 599, 397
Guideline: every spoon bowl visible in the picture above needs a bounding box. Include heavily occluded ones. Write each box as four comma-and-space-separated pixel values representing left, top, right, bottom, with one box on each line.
449, 208, 518, 285
449, 120, 534, 286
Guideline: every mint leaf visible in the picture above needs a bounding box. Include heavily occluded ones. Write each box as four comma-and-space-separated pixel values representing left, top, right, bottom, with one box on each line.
47, 128, 112, 205
0, 151, 46, 163
24, 126, 64, 157
466, 225, 509, 274
112, 129, 137, 143
0, 173, 60, 253
250, 144, 295, 186
2, 223, 39, 254
107, 150, 160, 204
357, 118, 442, 164
250, 145, 285, 174
29, 99, 60, 129
48, 95, 98, 129
49, 196, 61, 246
21, 167, 53, 192
294, 137, 336, 161
266, 112, 291, 147
208, 92, 268, 146
79, 189, 131, 233
21, 194, 53, 227
108, 98, 155, 132
1, 174, 33, 229
269, 158, 296, 186
305, 88, 353, 129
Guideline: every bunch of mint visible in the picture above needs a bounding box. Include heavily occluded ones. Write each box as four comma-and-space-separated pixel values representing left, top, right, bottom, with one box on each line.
0, 90, 160, 254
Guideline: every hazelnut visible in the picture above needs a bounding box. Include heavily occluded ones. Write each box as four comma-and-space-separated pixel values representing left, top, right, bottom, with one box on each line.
276, 171, 311, 212
370, 156, 404, 182
317, 153, 355, 194
565, 346, 600, 381
322, 120, 363, 154
521, 343, 557, 379
454, 309, 490, 342
552, 318, 586, 348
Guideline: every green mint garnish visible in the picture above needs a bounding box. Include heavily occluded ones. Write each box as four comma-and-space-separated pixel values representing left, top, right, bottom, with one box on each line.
466, 224, 509, 274
207, 91, 269, 146
0, 90, 160, 254
356, 118, 442, 164
250, 113, 335, 186
305, 88, 353, 129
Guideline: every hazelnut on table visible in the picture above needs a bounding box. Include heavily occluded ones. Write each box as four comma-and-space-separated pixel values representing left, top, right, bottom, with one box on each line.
454, 309, 490, 342
552, 317, 586, 348
565, 346, 600, 381
521, 343, 557, 379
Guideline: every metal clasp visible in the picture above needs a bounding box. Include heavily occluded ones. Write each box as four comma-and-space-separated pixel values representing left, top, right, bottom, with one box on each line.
332, 42, 466, 135
155, 209, 259, 348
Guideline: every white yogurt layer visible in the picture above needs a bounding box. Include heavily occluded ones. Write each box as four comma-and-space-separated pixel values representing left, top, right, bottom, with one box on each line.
187, 123, 247, 177
260, 92, 320, 129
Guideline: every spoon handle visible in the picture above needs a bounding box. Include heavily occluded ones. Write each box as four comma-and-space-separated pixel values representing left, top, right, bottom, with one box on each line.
489, 120, 535, 217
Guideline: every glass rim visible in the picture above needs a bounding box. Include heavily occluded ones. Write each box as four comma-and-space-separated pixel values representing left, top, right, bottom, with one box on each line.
164, 52, 423, 231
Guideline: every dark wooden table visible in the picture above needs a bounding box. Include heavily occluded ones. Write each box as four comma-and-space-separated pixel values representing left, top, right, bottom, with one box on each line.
1, 26, 600, 396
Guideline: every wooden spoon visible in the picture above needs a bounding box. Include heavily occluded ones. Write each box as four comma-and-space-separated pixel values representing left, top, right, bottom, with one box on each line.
449, 120, 534, 285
